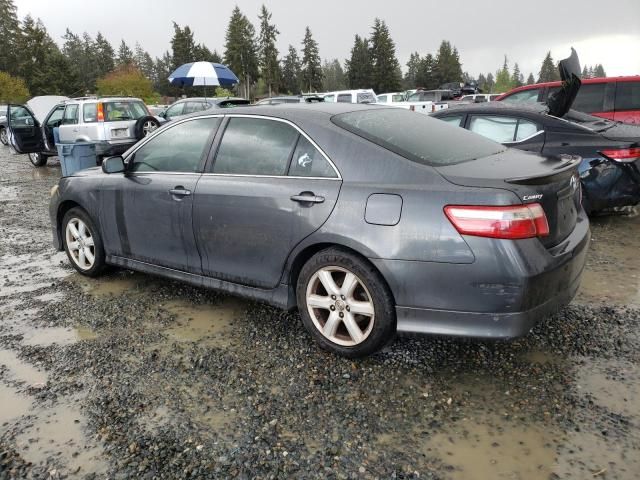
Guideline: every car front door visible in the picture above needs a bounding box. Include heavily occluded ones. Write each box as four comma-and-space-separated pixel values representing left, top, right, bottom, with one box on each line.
467, 115, 545, 152
7, 104, 44, 154
100, 116, 221, 273
193, 115, 342, 289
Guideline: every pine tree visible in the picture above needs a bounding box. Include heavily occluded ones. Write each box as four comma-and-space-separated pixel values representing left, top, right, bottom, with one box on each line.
345, 35, 372, 89
369, 18, 401, 93
416, 54, 436, 89
538, 51, 560, 82
477, 73, 487, 92
322, 59, 346, 91
404, 52, 421, 89
171, 22, 196, 69
526, 73, 536, 85
153, 51, 173, 96
511, 62, 523, 87
581, 65, 589, 79
433, 41, 463, 86
223, 7, 259, 99
281, 45, 301, 94
485, 72, 495, 93
594, 64, 606, 78
117, 40, 134, 67
193, 44, 221, 63
300, 27, 322, 92
494, 56, 513, 93
94, 32, 115, 79
257, 5, 280, 96
0, 0, 21, 75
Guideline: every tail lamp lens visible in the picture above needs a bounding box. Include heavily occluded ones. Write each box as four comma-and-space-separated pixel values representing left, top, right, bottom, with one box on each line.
600, 147, 640, 163
97, 102, 104, 122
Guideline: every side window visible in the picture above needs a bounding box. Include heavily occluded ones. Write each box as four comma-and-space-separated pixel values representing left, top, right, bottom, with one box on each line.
130, 117, 220, 173
377, 95, 387, 103
62, 104, 79, 125
502, 89, 540, 103
324, 95, 335, 103
392, 94, 404, 102
165, 102, 185, 118
83, 103, 97, 123
469, 116, 518, 142
514, 119, 540, 141
337, 94, 352, 103
47, 106, 65, 126
288, 136, 337, 178
213, 118, 299, 176
439, 115, 464, 127
573, 83, 606, 113
615, 82, 640, 111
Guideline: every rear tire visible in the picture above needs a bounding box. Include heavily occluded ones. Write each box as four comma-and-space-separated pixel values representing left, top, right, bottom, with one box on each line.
296, 247, 396, 358
29, 152, 48, 167
62, 207, 106, 277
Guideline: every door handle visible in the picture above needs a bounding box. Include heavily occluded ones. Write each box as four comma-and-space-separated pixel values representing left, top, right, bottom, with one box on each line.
169, 187, 192, 196
291, 193, 325, 204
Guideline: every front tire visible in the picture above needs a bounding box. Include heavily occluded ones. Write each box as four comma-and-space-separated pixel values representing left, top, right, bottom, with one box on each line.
29, 152, 48, 167
62, 207, 106, 277
0, 127, 7, 146
296, 248, 396, 358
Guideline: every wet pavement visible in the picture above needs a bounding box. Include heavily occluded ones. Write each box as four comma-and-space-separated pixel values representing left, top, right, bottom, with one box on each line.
0, 147, 639, 479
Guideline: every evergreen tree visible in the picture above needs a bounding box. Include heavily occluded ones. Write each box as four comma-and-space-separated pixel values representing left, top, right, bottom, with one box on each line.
0, 0, 21, 75
433, 41, 463, 86
94, 32, 115, 79
416, 54, 436, 89
193, 44, 221, 63
153, 51, 173, 96
300, 27, 322, 92
171, 22, 196, 68
281, 45, 301, 94
257, 5, 280, 96
404, 52, 421, 89
369, 18, 401, 93
485, 72, 495, 93
538, 51, 560, 82
594, 64, 606, 77
117, 40, 134, 67
526, 72, 536, 85
511, 62, 524, 87
134, 43, 155, 80
345, 35, 372, 89
581, 65, 589, 79
223, 6, 259, 98
494, 56, 513, 93
477, 73, 487, 92
322, 59, 346, 91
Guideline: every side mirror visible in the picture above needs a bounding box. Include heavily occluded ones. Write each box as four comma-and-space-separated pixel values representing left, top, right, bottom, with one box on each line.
102, 156, 125, 174
158, 111, 166, 118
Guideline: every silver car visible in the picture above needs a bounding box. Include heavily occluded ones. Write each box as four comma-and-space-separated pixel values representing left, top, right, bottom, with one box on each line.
7, 96, 159, 166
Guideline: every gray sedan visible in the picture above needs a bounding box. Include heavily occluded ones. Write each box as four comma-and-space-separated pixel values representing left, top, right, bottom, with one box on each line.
44, 104, 589, 357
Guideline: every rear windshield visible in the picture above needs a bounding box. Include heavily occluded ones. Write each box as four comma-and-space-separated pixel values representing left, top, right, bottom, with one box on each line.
357, 93, 376, 104
332, 108, 505, 166
218, 99, 250, 108
103, 101, 148, 122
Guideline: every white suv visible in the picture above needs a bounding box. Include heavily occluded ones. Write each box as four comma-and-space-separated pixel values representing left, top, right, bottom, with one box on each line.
7, 96, 159, 166
323, 89, 377, 104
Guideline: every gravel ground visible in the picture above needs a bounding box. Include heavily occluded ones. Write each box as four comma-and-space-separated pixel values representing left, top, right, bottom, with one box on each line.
1, 147, 639, 480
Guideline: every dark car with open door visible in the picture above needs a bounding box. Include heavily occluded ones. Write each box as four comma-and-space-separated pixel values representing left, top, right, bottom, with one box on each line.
433, 49, 640, 214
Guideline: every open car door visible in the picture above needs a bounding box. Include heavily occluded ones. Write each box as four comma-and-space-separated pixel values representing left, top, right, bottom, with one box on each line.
547, 48, 582, 118
7, 104, 44, 154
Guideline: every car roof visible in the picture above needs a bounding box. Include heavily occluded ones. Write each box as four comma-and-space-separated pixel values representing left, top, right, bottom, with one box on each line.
497, 75, 640, 99
174, 97, 248, 104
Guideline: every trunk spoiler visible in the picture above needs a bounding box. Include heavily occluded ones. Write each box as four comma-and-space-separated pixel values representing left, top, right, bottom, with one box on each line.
546, 48, 582, 118
506, 155, 581, 185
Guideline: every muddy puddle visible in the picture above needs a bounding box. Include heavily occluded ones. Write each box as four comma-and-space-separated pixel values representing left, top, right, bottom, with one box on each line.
68, 271, 142, 297
164, 296, 245, 346
0, 251, 69, 297
577, 213, 640, 306
0, 349, 48, 386
0, 383, 32, 425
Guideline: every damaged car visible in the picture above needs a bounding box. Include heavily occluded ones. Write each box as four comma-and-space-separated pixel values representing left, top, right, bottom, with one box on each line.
433, 49, 640, 214
48, 104, 589, 357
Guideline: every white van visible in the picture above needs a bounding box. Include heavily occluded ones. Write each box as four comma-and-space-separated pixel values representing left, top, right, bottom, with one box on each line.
323, 89, 377, 104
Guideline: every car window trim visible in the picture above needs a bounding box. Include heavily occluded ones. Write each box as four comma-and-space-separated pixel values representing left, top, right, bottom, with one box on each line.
503, 129, 545, 144
123, 114, 224, 174
205, 113, 341, 180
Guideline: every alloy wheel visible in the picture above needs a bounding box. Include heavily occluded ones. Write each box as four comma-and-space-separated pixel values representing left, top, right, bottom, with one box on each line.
65, 217, 96, 271
142, 120, 158, 136
305, 266, 375, 346
0, 128, 7, 145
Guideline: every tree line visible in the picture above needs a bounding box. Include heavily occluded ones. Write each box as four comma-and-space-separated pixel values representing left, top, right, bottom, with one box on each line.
0, 0, 608, 103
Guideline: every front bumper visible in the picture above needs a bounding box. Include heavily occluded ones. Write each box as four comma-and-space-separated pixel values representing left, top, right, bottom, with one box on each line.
372, 213, 591, 339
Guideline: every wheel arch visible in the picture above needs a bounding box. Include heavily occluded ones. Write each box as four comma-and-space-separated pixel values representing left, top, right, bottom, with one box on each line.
286, 241, 396, 310
56, 200, 84, 249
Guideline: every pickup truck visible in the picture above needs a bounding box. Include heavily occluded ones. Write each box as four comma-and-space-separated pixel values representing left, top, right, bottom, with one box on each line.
385, 89, 450, 115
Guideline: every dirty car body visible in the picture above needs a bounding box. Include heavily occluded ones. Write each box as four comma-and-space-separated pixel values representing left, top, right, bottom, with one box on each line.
48, 104, 589, 355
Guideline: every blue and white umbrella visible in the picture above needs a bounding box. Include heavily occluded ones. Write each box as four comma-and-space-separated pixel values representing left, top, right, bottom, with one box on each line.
168, 62, 239, 88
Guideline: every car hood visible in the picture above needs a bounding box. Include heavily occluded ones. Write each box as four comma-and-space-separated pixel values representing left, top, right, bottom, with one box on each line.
27, 95, 69, 123
546, 48, 582, 118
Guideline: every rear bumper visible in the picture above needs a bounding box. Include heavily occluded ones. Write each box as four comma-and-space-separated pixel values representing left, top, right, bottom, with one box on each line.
372, 212, 591, 339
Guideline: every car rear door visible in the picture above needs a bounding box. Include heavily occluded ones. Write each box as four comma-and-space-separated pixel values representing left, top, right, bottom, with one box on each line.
7, 104, 44, 154
193, 115, 341, 289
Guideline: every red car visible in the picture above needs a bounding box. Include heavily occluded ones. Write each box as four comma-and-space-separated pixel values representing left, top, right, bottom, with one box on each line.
496, 76, 640, 124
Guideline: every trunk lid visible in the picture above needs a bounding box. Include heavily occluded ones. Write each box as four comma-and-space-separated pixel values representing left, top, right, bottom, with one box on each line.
546, 48, 582, 118
436, 149, 582, 248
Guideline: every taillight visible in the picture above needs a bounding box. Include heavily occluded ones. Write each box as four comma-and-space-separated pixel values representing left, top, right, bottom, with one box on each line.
97, 102, 104, 122
444, 203, 550, 240
410, 105, 415, 112
600, 147, 640, 163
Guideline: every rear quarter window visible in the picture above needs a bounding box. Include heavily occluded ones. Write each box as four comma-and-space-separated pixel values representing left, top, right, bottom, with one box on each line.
615, 82, 640, 111
332, 108, 505, 166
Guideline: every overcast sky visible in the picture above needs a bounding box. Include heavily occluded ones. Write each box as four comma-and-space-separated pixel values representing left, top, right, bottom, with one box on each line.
14, 0, 640, 78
